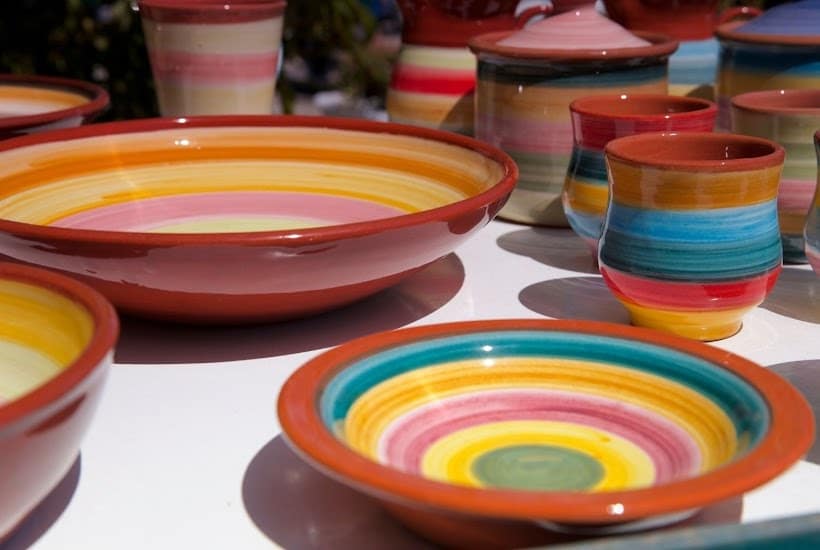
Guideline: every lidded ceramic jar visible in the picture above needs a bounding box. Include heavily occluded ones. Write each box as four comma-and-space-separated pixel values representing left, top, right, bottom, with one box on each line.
716, 0, 820, 131
469, 8, 677, 226
387, 1, 593, 135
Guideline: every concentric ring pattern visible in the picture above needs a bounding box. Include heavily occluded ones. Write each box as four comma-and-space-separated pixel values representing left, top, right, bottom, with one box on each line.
320, 330, 768, 493
0, 126, 504, 233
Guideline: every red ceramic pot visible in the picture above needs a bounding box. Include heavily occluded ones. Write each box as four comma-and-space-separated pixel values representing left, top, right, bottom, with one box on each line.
0, 263, 118, 541
0, 116, 516, 324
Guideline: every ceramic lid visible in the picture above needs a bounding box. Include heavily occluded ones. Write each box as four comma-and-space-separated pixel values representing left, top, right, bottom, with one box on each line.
469, 8, 677, 61
716, 0, 820, 46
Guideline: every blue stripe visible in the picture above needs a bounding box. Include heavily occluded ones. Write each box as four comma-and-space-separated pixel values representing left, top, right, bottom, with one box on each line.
720, 43, 820, 75
599, 201, 782, 280
566, 207, 604, 241
319, 330, 769, 445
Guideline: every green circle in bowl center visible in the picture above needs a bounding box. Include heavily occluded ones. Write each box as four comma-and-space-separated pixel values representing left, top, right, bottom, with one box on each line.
471, 444, 604, 491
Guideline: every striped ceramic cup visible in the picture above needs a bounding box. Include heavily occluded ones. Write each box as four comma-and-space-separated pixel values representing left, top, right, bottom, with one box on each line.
599, 132, 784, 341
138, 0, 286, 116
806, 131, 820, 276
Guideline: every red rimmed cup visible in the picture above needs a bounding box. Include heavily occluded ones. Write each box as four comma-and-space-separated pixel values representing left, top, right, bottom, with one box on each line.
599, 132, 785, 341
0, 115, 516, 324
278, 319, 813, 548
0, 262, 118, 541
562, 93, 717, 256
731, 89, 820, 264
0, 74, 109, 139
137, 0, 288, 116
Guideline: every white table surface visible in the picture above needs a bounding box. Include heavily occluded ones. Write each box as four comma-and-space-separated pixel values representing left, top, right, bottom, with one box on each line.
6, 219, 820, 550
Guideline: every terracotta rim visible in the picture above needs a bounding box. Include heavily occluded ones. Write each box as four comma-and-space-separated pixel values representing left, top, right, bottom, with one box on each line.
468, 31, 677, 62
138, 0, 287, 22
278, 319, 813, 524
0, 115, 518, 247
0, 74, 110, 132
0, 262, 119, 427
571, 93, 717, 121
731, 89, 820, 115
716, 20, 820, 46
605, 131, 784, 172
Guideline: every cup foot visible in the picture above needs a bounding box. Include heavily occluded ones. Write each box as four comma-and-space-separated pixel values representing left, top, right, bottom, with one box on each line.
622, 301, 745, 341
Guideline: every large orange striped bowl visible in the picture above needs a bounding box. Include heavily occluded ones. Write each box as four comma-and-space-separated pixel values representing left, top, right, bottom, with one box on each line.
0, 116, 517, 323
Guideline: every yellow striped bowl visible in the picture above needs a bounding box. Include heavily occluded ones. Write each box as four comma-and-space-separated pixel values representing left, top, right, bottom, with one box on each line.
0, 262, 117, 541
0, 116, 516, 323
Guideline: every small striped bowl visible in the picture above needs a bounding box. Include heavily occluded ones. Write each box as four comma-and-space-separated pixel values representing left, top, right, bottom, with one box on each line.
0, 74, 109, 139
279, 319, 813, 548
599, 132, 784, 341
0, 116, 516, 323
0, 262, 118, 540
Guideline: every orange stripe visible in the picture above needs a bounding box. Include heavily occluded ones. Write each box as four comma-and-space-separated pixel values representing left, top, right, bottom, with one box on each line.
607, 158, 781, 209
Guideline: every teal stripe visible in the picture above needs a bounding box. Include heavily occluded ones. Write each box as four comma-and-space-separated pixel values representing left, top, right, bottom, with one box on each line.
568, 146, 607, 185
509, 150, 569, 192
720, 43, 820, 75
479, 60, 667, 88
599, 201, 782, 281
319, 330, 769, 447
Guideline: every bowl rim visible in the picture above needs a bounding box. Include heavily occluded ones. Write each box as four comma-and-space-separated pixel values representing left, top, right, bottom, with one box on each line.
570, 93, 717, 121
0, 74, 110, 133
716, 19, 820, 47
468, 31, 678, 62
0, 262, 119, 428
278, 318, 814, 524
137, 0, 287, 22
0, 115, 518, 247
604, 131, 785, 173
731, 89, 820, 115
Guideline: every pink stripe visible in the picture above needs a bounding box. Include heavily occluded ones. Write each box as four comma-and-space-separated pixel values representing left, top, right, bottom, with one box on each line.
379, 388, 700, 483
477, 115, 573, 154
778, 178, 815, 213
148, 50, 278, 82
52, 192, 405, 231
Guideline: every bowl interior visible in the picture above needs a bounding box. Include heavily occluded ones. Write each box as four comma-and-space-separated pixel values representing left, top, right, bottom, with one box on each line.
0, 277, 94, 404
0, 124, 507, 234
0, 82, 94, 119
319, 328, 769, 494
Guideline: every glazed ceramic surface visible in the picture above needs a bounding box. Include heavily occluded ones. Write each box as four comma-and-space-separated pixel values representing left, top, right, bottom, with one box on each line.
599, 132, 784, 341
715, 0, 820, 131
806, 131, 820, 276
563, 94, 716, 254
0, 262, 117, 541
0, 115, 515, 323
0, 74, 109, 139
387, 0, 559, 135
138, 0, 286, 116
278, 319, 813, 547
731, 89, 820, 264
470, 8, 676, 226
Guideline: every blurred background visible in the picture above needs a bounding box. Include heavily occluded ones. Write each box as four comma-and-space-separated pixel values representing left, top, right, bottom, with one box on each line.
0, 0, 787, 121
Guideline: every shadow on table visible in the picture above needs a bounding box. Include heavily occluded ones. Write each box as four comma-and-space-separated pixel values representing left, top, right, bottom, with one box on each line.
768, 359, 820, 465
519, 276, 630, 324
242, 436, 433, 550
242, 437, 744, 550
114, 254, 465, 365
761, 267, 820, 324
1, 457, 81, 550
497, 228, 598, 275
